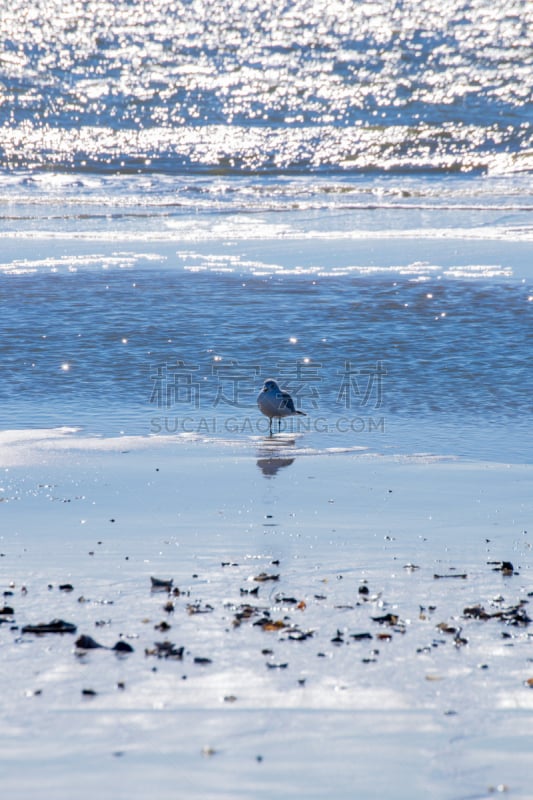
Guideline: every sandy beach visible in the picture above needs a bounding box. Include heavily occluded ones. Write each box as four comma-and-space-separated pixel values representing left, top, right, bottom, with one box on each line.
1, 1, 532, 794
1, 430, 532, 799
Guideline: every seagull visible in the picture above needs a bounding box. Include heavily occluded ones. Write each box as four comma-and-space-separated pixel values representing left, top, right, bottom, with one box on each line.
257, 378, 307, 435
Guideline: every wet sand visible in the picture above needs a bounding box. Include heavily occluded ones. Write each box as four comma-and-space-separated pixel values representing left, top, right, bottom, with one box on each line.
1, 431, 532, 798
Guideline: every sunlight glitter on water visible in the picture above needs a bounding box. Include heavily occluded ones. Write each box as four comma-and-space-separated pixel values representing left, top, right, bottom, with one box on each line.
1, 0, 531, 174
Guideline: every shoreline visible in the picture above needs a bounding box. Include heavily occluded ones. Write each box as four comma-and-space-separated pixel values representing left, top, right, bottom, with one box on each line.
1, 424, 530, 474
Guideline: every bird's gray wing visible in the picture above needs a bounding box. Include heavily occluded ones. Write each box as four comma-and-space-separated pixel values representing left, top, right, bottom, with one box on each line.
280, 391, 297, 412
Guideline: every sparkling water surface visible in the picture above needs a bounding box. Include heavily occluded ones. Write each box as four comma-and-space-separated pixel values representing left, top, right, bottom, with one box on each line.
1, 257, 531, 462
1, 0, 532, 174
0, 0, 532, 463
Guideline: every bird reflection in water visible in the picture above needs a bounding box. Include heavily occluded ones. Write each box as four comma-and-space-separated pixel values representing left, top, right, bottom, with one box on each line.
256, 435, 297, 478
256, 457, 295, 477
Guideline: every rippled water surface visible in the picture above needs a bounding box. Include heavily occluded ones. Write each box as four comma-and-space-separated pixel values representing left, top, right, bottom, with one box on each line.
1, 0, 532, 174
0, 0, 532, 462
0, 260, 531, 461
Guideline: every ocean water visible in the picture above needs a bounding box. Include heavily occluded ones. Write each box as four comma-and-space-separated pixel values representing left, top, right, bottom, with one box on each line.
0, 0, 532, 463
1, 0, 532, 174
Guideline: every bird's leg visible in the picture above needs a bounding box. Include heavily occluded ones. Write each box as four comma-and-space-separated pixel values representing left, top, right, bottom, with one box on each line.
278, 418, 281, 433
269, 418, 273, 436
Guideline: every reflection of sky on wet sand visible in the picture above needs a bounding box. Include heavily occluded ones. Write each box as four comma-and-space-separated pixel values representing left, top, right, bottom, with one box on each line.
1, 444, 532, 799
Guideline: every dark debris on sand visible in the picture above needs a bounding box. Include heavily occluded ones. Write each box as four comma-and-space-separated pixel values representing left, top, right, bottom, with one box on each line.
4, 550, 532, 705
